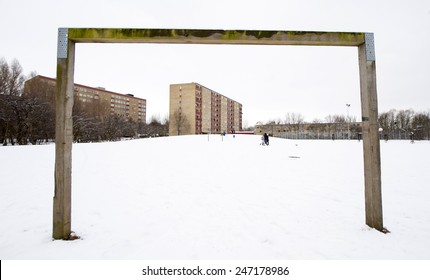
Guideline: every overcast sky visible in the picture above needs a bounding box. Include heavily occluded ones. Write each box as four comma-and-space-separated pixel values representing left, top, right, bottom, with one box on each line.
1, 0, 429, 125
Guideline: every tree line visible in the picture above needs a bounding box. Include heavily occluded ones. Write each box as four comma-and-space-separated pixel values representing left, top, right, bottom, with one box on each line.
378, 109, 430, 140
0, 58, 168, 146
259, 110, 430, 140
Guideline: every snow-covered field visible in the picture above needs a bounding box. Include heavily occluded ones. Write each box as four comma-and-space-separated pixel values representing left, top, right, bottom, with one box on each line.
0, 135, 429, 259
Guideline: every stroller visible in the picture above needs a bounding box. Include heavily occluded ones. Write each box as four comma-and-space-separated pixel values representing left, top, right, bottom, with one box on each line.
260, 133, 269, 146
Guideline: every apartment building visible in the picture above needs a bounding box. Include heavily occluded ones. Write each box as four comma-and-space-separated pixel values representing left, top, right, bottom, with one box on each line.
24, 75, 146, 122
169, 82, 242, 136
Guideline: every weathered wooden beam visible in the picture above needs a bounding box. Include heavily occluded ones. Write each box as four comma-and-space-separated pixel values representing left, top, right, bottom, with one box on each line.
53, 28, 75, 240
68, 28, 365, 46
358, 33, 384, 231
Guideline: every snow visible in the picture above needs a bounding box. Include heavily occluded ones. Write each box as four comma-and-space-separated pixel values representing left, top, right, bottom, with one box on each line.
1, 135, 430, 260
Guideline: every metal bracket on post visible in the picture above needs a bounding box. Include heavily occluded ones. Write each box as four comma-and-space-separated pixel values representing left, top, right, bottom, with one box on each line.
365, 33, 375, 62
57, 28, 68, 59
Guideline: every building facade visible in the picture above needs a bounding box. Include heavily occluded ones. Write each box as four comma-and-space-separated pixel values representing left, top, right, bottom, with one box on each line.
169, 82, 242, 136
24, 75, 146, 123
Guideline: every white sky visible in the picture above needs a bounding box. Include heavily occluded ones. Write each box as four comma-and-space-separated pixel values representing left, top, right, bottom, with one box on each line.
1, 0, 429, 125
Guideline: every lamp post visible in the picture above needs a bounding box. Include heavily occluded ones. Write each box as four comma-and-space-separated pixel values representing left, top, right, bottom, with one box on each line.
346, 104, 351, 139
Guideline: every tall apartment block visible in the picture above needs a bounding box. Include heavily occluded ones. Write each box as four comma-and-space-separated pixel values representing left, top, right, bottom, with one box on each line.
25, 75, 146, 123
169, 82, 242, 136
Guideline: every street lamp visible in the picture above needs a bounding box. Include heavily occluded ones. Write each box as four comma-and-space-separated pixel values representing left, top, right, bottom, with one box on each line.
346, 104, 351, 139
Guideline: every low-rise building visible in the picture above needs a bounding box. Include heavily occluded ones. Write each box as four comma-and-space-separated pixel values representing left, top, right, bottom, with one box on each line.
255, 122, 363, 140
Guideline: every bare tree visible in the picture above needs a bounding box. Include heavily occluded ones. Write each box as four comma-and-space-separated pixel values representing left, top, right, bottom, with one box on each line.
0, 58, 10, 95
149, 114, 161, 124
0, 58, 25, 96
0, 94, 14, 145
325, 114, 346, 123
378, 109, 430, 140
284, 112, 304, 135
144, 116, 167, 137
395, 109, 414, 130
0, 58, 29, 145
162, 114, 169, 135
378, 109, 397, 138
285, 112, 304, 125
0, 93, 55, 145
0, 58, 34, 145
412, 111, 430, 140
8, 59, 25, 96
102, 115, 128, 141
171, 109, 190, 135
26, 98, 55, 144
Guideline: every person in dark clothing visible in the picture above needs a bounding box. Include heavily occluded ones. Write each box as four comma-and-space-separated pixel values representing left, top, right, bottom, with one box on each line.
264, 133, 269, 146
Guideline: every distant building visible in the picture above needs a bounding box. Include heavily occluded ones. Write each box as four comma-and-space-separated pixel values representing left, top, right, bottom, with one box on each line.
255, 122, 363, 140
24, 75, 146, 123
169, 82, 242, 136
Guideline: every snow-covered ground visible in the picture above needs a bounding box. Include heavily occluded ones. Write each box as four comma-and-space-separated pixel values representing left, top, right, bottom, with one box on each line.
0, 135, 429, 259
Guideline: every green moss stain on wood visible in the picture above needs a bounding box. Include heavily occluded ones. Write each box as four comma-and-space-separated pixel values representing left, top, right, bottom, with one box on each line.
338, 32, 365, 44
67, 28, 366, 45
